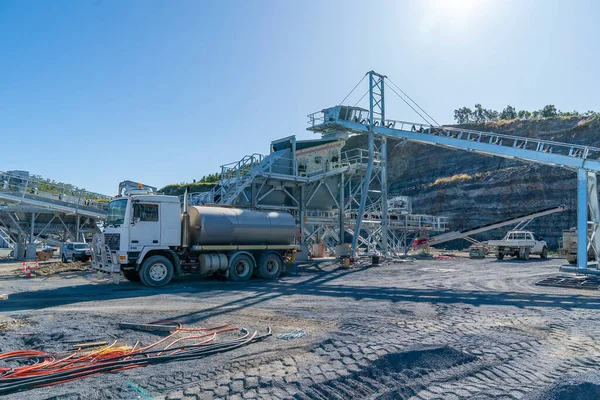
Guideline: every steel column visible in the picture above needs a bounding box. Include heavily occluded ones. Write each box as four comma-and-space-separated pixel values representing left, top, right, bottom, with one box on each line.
339, 173, 345, 244
351, 71, 381, 257
30, 213, 35, 244
577, 168, 588, 269
381, 136, 388, 254
76, 215, 81, 242
587, 172, 600, 259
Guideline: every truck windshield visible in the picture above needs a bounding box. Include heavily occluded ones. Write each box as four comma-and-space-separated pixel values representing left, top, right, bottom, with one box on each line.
106, 199, 128, 227
73, 244, 89, 250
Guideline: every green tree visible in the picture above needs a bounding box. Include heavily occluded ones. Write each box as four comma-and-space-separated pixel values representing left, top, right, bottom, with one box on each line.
474, 104, 486, 123
517, 110, 531, 119
540, 105, 558, 118
484, 108, 499, 121
453, 107, 473, 124
500, 105, 517, 120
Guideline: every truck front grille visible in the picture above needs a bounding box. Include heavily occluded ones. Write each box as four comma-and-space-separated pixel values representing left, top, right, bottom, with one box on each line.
104, 233, 120, 251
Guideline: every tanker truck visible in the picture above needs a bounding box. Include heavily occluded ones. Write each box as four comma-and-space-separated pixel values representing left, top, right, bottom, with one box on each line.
90, 186, 298, 287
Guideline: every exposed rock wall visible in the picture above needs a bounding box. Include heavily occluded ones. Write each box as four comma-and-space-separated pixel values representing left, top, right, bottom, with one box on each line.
345, 117, 600, 249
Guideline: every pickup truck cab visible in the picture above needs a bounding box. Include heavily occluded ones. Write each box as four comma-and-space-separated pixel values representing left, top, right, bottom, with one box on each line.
488, 230, 548, 260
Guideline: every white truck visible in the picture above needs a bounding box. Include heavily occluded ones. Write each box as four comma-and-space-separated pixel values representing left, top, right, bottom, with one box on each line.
558, 227, 595, 264
488, 230, 549, 260
91, 186, 298, 287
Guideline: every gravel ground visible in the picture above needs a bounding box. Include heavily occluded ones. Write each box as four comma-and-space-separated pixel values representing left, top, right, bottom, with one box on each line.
2, 255, 600, 399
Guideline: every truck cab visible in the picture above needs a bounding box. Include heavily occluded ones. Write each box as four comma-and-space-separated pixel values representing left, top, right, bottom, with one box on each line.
94, 191, 182, 282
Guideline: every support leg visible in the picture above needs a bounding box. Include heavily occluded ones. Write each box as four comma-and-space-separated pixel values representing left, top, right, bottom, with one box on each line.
577, 168, 588, 269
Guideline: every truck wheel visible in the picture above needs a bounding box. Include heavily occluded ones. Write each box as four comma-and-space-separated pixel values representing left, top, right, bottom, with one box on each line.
139, 255, 174, 287
540, 246, 548, 259
257, 252, 283, 279
122, 270, 141, 282
496, 253, 504, 260
567, 256, 577, 264
228, 253, 254, 281
523, 248, 530, 260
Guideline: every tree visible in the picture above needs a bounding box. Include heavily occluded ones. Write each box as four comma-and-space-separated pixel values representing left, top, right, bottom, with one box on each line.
484, 108, 499, 121
517, 110, 531, 120
559, 110, 580, 117
453, 107, 473, 124
474, 104, 486, 123
540, 104, 558, 118
500, 105, 517, 120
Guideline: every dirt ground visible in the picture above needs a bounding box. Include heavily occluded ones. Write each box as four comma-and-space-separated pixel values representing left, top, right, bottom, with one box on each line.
2, 254, 600, 400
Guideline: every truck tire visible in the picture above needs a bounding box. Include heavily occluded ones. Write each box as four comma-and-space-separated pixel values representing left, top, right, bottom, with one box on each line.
122, 270, 141, 282
228, 253, 254, 282
567, 256, 577, 264
523, 248, 530, 260
540, 246, 548, 259
139, 255, 174, 287
257, 252, 283, 279
496, 253, 504, 260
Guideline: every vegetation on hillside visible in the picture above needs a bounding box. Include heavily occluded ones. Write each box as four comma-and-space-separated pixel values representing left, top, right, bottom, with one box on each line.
158, 173, 221, 195
454, 104, 598, 124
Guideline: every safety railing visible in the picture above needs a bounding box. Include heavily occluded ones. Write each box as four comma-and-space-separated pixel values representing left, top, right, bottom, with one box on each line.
0, 171, 111, 212
308, 109, 600, 162
220, 154, 265, 181
307, 111, 325, 128
347, 211, 449, 231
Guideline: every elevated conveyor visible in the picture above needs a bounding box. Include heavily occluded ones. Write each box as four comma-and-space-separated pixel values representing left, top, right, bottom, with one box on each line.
423, 205, 566, 247
308, 70, 600, 272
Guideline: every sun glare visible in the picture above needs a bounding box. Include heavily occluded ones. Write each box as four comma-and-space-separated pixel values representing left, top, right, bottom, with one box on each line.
419, 0, 484, 33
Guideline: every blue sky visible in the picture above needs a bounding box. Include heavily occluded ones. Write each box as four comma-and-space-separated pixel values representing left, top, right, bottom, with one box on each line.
1, 0, 598, 194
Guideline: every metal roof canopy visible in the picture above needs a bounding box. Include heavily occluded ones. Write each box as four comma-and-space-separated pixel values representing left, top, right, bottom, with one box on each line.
308, 70, 600, 273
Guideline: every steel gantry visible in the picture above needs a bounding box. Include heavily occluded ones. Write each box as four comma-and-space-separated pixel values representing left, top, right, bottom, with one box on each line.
187, 123, 448, 257
307, 70, 600, 271
0, 171, 109, 259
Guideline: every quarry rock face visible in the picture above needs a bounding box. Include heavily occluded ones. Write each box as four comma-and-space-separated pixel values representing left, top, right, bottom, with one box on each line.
345, 117, 600, 250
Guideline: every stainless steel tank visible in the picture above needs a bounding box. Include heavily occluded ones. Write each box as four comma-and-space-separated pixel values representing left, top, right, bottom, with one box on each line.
187, 206, 296, 245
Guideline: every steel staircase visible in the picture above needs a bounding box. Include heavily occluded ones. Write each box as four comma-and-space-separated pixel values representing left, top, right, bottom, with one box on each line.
0, 226, 15, 249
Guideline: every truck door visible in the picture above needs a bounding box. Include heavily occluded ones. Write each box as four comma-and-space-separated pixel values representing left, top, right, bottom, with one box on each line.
530, 232, 543, 253
129, 202, 161, 249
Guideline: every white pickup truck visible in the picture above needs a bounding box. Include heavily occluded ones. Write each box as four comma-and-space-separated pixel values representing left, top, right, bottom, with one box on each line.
488, 230, 548, 260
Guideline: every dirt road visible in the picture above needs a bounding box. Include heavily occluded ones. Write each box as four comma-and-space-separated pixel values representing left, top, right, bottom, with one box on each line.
2, 256, 600, 399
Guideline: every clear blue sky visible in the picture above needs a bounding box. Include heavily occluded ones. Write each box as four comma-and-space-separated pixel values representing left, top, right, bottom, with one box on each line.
1, 0, 598, 195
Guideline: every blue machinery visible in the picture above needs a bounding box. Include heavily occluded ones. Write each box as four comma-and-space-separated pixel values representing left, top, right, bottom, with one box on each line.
308, 70, 600, 273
